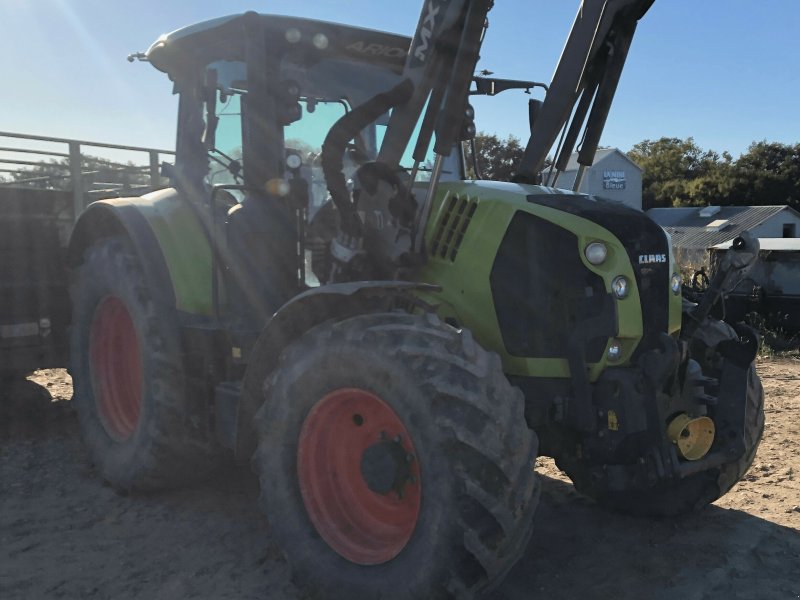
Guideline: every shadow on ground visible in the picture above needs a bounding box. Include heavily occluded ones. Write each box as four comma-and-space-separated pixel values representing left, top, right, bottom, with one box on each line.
0, 378, 67, 440
495, 474, 800, 600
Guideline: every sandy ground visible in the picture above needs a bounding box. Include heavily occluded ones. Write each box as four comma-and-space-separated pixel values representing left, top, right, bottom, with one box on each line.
1, 359, 798, 600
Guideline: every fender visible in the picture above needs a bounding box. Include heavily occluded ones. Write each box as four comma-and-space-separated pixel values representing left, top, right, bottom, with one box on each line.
68, 188, 214, 317
234, 281, 440, 460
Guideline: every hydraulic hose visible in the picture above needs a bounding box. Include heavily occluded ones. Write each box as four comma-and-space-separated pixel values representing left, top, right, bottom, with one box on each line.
320, 79, 414, 237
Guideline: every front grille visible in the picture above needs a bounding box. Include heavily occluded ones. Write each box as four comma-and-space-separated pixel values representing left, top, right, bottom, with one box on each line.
429, 194, 477, 262
490, 212, 611, 360
527, 195, 671, 355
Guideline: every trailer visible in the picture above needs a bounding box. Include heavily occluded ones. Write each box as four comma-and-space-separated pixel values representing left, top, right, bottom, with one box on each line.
0, 131, 173, 380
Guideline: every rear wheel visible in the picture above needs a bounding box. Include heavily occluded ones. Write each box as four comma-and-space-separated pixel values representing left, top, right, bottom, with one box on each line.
254, 312, 539, 599
89, 296, 142, 440
70, 236, 222, 491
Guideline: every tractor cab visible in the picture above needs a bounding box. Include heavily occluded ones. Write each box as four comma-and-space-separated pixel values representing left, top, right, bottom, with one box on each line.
145, 13, 463, 323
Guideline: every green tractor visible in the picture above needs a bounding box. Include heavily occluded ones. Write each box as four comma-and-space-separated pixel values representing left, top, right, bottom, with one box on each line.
68, 1, 764, 597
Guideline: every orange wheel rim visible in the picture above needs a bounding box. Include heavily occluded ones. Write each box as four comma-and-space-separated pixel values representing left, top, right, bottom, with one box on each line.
297, 388, 422, 565
89, 297, 142, 441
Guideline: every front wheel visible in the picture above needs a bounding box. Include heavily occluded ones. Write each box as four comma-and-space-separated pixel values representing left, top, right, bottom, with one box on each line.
561, 363, 764, 517
254, 313, 539, 599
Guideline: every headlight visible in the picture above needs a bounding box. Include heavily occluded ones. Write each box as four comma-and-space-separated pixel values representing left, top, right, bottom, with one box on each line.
584, 242, 608, 265
671, 272, 682, 295
607, 340, 623, 362
611, 276, 629, 299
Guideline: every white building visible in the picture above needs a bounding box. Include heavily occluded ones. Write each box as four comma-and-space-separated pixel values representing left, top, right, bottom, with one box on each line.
647, 205, 800, 250
549, 148, 643, 211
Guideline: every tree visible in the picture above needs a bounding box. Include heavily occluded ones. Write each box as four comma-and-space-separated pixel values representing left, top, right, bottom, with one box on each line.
469, 133, 526, 181
627, 137, 724, 208
628, 137, 800, 210
730, 141, 800, 209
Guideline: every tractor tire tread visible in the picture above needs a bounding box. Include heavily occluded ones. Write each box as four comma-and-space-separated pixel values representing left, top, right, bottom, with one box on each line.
255, 312, 539, 599
71, 236, 222, 492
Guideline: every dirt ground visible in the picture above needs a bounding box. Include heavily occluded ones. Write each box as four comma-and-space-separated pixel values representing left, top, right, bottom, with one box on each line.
1, 358, 798, 600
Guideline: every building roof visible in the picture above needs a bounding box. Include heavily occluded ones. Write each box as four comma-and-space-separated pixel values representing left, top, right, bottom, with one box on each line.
712, 237, 800, 251
561, 148, 642, 173
646, 205, 799, 249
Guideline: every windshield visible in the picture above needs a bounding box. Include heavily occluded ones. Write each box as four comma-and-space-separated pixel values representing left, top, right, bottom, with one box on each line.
285, 100, 348, 158
280, 55, 461, 184
191, 52, 462, 206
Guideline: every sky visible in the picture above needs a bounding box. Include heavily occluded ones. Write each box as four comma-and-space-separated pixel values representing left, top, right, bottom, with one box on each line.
2, 0, 799, 161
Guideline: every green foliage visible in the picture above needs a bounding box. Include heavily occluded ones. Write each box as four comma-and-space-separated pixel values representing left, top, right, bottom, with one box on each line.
469, 133, 800, 211
627, 137, 800, 210
469, 132, 525, 181
731, 141, 800, 207
628, 137, 724, 208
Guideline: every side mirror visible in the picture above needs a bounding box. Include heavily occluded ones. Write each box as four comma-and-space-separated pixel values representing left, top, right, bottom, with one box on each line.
276, 80, 302, 126
528, 99, 543, 135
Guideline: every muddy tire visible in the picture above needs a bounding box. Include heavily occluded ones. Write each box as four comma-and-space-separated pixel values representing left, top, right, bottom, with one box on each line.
70, 236, 222, 491
562, 364, 764, 517
254, 312, 539, 599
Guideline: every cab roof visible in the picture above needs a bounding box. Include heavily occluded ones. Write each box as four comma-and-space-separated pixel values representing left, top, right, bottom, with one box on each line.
145, 13, 412, 81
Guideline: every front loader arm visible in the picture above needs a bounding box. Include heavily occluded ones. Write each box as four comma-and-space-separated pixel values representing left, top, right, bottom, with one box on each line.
515, 0, 655, 185
377, 0, 493, 169
321, 0, 493, 256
